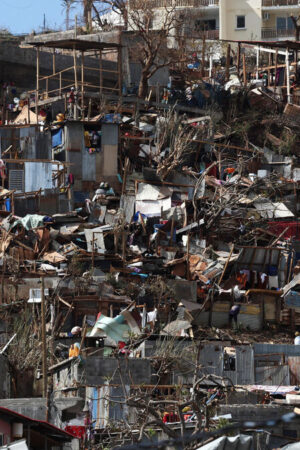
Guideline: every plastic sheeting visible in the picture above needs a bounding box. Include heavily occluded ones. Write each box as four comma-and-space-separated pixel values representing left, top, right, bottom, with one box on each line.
197, 434, 252, 450
11, 214, 46, 230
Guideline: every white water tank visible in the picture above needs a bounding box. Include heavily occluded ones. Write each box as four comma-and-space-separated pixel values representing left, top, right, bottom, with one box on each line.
12, 423, 23, 439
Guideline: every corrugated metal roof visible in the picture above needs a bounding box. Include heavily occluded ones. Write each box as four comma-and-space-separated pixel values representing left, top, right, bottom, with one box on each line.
236, 246, 282, 272
254, 344, 300, 357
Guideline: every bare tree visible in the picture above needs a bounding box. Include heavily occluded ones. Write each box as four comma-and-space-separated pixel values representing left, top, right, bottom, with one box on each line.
127, 0, 185, 98
291, 15, 300, 41
84, 0, 186, 98
61, 0, 76, 30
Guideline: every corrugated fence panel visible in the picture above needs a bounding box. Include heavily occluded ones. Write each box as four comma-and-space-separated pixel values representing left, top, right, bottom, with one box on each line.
236, 346, 255, 385
25, 162, 52, 192
255, 365, 290, 386
199, 344, 223, 377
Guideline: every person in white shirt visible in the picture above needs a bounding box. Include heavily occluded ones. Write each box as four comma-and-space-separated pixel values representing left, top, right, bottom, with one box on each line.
294, 332, 300, 345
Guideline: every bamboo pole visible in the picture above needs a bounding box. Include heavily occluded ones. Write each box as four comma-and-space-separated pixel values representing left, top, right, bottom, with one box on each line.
41, 276, 47, 398
243, 53, 247, 87
52, 48, 56, 75
237, 42, 241, 78
36, 46, 40, 122
73, 45, 78, 119
225, 44, 231, 82
274, 49, 278, 88
81, 51, 85, 113
99, 50, 103, 95
118, 47, 122, 96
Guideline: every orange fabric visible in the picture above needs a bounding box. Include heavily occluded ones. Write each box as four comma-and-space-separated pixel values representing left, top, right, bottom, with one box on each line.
69, 344, 80, 358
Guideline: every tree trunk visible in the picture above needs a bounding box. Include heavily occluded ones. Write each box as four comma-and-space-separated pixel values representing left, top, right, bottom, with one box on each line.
66, 6, 70, 30
138, 73, 148, 98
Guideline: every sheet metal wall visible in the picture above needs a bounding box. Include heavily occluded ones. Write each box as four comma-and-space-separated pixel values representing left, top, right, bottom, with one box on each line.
255, 365, 290, 386
24, 162, 52, 192
91, 385, 129, 430
254, 344, 300, 357
195, 311, 262, 331
197, 344, 255, 385
0, 126, 51, 160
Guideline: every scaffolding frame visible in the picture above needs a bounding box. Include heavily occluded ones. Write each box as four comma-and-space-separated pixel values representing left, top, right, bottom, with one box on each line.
27, 39, 123, 120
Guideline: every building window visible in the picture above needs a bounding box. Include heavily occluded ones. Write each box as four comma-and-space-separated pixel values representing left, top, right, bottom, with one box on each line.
236, 15, 245, 29
195, 19, 216, 31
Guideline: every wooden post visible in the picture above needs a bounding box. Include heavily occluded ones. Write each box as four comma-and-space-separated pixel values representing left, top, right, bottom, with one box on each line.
92, 232, 95, 269
59, 72, 62, 97
27, 98, 30, 124
81, 51, 84, 114
218, 244, 234, 286
243, 53, 247, 87
237, 42, 241, 79
99, 50, 103, 95
118, 47, 122, 96
87, 98, 92, 121
74, 14, 77, 38
169, 216, 175, 246
41, 276, 47, 398
73, 45, 78, 119
209, 54, 213, 80
225, 44, 231, 82
122, 231, 126, 261
36, 46, 40, 123
52, 48, 56, 75
268, 53, 271, 86
122, 156, 129, 195
286, 47, 291, 104
186, 233, 190, 280
201, 34, 206, 78
274, 49, 278, 88
11, 191, 15, 216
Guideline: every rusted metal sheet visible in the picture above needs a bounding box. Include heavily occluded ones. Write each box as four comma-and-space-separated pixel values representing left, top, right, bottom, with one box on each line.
288, 357, 300, 385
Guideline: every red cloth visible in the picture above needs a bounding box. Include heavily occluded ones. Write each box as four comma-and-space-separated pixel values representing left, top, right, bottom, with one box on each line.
268, 221, 300, 240
206, 163, 217, 178
65, 425, 86, 439
163, 413, 179, 423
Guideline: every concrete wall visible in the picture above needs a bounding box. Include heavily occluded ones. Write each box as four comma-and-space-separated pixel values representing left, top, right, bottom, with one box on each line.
220, 0, 262, 41
86, 357, 152, 385
0, 40, 117, 91
0, 398, 47, 421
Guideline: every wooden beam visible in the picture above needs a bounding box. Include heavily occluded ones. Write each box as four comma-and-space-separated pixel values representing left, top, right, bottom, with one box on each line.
99, 50, 103, 95
81, 51, 84, 112
118, 47, 122, 96
41, 276, 47, 398
243, 53, 247, 87
36, 46, 40, 123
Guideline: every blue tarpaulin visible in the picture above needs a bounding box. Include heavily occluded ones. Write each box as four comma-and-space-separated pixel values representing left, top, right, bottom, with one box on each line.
52, 128, 63, 148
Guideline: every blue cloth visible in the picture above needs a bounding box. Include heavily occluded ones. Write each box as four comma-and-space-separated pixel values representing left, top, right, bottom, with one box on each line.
230, 305, 241, 316
52, 128, 63, 148
268, 265, 278, 276
5, 199, 11, 212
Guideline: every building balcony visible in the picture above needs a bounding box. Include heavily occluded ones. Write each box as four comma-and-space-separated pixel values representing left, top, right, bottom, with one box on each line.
261, 27, 295, 39
262, 0, 300, 8
183, 27, 219, 39
129, 0, 219, 8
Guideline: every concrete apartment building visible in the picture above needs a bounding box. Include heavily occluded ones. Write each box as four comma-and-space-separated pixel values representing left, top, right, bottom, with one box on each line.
132, 0, 300, 41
